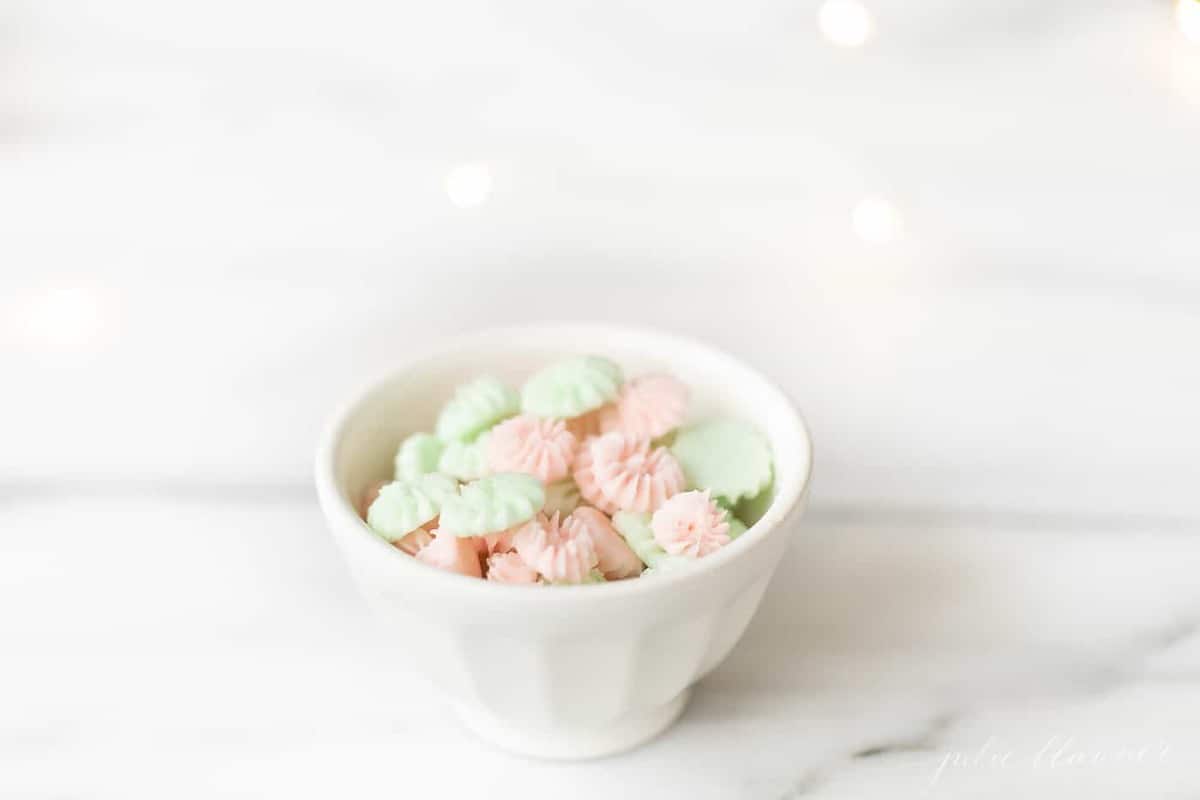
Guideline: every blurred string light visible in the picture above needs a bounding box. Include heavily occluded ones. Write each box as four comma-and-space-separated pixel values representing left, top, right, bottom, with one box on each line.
12, 284, 114, 352
1166, 0, 1200, 102
818, 0, 873, 48
445, 162, 492, 209
1177, 0, 1200, 43
852, 195, 902, 244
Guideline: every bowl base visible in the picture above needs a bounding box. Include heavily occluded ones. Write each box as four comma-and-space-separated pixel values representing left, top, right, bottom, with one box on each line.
453, 689, 691, 760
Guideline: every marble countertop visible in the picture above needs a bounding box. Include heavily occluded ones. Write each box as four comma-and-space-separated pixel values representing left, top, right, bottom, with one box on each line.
3, 0, 1200, 521
4, 491, 1197, 798
4, 1, 1200, 796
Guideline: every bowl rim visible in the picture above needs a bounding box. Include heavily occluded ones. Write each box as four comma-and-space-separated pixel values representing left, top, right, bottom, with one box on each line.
314, 323, 813, 600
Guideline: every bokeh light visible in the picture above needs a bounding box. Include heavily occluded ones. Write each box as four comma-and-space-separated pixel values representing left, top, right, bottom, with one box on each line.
1177, 0, 1200, 43
852, 195, 902, 244
12, 284, 113, 352
445, 163, 493, 209
818, 0, 873, 48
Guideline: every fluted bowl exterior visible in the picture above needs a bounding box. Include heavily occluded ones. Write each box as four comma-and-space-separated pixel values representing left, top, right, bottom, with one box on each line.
315, 324, 813, 757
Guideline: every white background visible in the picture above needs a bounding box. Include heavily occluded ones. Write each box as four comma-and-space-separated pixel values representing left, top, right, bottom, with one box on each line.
3, 1, 1200, 797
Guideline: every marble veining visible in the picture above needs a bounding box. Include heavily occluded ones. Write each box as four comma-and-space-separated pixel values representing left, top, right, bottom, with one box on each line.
2, 493, 1197, 797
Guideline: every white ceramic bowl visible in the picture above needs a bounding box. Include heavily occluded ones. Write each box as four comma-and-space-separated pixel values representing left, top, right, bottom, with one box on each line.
314, 325, 812, 759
